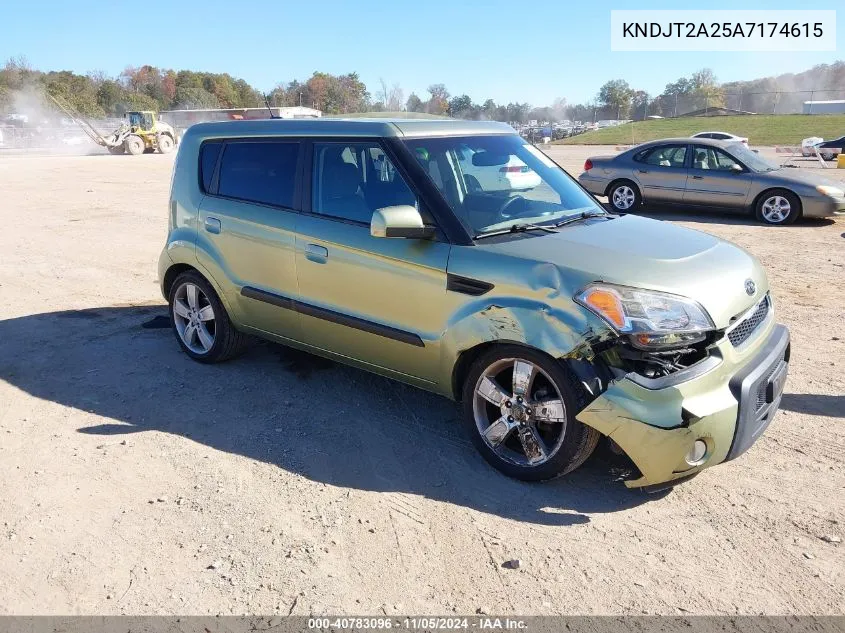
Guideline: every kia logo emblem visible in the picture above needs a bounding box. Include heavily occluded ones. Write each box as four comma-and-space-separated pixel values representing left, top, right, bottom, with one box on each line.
745, 279, 756, 296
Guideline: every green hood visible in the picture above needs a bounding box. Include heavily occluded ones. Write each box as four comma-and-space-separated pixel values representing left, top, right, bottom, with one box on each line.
477, 215, 768, 329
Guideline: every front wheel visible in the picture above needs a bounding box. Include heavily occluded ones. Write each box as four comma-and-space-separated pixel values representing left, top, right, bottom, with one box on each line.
461, 345, 600, 481
607, 181, 641, 213
755, 190, 800, 225
124, 135, 145, 156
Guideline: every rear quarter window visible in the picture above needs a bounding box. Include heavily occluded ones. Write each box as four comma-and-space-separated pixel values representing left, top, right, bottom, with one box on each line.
199, 141, 222, 193
216, 141, 299, 208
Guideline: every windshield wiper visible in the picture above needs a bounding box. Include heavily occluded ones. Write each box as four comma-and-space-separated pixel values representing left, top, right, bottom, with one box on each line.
473, 222, 559, 240
554, 210, 609, 228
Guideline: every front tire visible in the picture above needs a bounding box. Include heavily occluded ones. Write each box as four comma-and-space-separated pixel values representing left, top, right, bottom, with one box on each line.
124, 135, 145, 156
755, 189, 800, 225
168, 271, 246, 363
461, 345, 600, 481
607, 180, 641, 213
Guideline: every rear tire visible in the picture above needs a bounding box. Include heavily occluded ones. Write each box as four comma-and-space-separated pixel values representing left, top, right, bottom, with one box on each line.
607, 180, 641, 213
124, 135, 145, 156
168, 270, 247, 363
755, 189, 800, 225
157, 134, 174, 154
461, 344, 600, 482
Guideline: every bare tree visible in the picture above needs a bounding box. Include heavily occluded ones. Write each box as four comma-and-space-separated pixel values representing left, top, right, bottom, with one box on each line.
378, 78, 404, 111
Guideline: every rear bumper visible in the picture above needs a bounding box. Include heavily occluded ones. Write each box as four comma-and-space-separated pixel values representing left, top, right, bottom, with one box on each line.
578, 173, 608, 196
577, 322, 790, 489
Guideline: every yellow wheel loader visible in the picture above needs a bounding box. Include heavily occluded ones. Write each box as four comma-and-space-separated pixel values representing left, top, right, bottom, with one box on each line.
48, 94, 177, 155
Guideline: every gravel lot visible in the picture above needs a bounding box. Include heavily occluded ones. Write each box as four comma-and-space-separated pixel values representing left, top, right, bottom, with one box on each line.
0, 145, 843, 616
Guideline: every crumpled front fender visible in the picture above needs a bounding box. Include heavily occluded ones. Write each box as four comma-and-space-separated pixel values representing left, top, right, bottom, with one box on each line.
438, 294, 615, 396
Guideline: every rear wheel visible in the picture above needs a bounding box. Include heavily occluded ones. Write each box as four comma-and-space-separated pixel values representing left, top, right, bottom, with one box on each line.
157, 134, 174, 154
607, 180, 641, 213
755, 189, 800, 225
461, 345, 600, 481
168, 271, 247, 363
124, 135, 145, 156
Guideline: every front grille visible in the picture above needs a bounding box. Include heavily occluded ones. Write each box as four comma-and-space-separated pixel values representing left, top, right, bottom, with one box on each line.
728, 295, 769, 348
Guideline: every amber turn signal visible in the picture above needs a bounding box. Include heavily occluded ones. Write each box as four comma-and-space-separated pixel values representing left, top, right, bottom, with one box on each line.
581, 288, 625, 329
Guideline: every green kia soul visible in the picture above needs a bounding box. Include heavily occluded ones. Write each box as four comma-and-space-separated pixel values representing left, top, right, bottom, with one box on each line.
158, 119, 790, 489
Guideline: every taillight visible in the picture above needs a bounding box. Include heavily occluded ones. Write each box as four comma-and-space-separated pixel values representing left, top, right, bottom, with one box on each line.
500, 166, 529, 173
584, 159, 593, 170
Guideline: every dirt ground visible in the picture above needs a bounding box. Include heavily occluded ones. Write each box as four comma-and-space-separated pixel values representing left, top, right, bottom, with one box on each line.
0, 145, 843, 616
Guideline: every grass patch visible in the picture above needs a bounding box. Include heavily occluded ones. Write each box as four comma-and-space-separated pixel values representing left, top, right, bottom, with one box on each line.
556, 114, 845, 146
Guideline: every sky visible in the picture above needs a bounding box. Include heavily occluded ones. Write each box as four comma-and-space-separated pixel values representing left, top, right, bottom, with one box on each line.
1, 0, 842, 107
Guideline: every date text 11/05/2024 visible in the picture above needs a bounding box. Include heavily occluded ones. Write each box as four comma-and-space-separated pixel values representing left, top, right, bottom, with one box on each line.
307, 617, 528, 630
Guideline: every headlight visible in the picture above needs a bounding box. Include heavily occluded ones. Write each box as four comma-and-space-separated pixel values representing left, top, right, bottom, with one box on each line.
816, 185, 844, 197
575, 283, 715, 349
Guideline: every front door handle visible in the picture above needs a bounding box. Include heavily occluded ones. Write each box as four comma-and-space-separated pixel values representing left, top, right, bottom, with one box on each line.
205, 217, 221, 234
305, 243, 329, 262
692, 175, 704, 180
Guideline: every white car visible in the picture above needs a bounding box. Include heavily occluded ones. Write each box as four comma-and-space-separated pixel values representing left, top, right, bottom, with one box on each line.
457, 144, 542, 192
692, 131, 749, 145
801, 137, 824, 157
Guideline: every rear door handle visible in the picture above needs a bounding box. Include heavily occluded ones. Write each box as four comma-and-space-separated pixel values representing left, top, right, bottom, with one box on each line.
692, 175, 704, 180
305, 243, 328, 261
205, 217, 221, 234
637, 169, 649, 173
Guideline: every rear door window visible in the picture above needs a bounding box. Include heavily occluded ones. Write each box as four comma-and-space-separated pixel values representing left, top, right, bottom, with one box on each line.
217, 141, 300, 208
637, 144, 687, 168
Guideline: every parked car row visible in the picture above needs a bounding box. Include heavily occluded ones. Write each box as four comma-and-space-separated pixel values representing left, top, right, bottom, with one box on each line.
578, 137, 845, 225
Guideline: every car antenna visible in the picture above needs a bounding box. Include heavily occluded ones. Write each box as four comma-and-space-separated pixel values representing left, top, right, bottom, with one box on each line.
263, 93, 279, 119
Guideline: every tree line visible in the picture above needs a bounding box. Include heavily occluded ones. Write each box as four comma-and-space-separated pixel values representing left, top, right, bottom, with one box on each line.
1, 56, 843, 124
584, 62, 845, 121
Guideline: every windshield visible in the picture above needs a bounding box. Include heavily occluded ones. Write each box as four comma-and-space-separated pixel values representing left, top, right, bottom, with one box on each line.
727, 142, 778, 172
403, 135, 604, 235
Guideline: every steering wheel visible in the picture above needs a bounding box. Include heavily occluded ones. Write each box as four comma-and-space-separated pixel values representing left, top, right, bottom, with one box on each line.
498, 195, 528, 218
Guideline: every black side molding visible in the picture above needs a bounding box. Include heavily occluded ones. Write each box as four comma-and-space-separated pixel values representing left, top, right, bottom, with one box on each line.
240, 286, 424, 348
241, 286, 295, 310
447, 273, 494, 296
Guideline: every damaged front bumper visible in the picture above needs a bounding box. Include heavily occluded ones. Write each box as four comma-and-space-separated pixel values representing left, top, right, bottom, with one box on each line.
576, 321, 791, 488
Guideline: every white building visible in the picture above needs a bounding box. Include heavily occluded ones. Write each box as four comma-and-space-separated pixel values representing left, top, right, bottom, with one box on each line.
802, 100, 845, 115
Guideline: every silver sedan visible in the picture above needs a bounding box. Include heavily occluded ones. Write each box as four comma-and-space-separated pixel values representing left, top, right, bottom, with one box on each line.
578, 137, 845, 225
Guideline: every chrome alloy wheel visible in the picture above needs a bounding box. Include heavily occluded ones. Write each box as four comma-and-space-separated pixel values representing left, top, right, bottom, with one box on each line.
472, 358, 568, 467
760, 195, 792, 224
612, 185, 635, 210
172, 282, 216, 354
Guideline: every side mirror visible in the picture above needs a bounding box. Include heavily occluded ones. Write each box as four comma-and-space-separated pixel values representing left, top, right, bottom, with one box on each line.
730, 163, 743, 173
371, 205, 435, 239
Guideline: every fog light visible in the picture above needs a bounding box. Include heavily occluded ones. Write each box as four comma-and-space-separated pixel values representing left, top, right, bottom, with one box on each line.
685, 439, 707, 465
